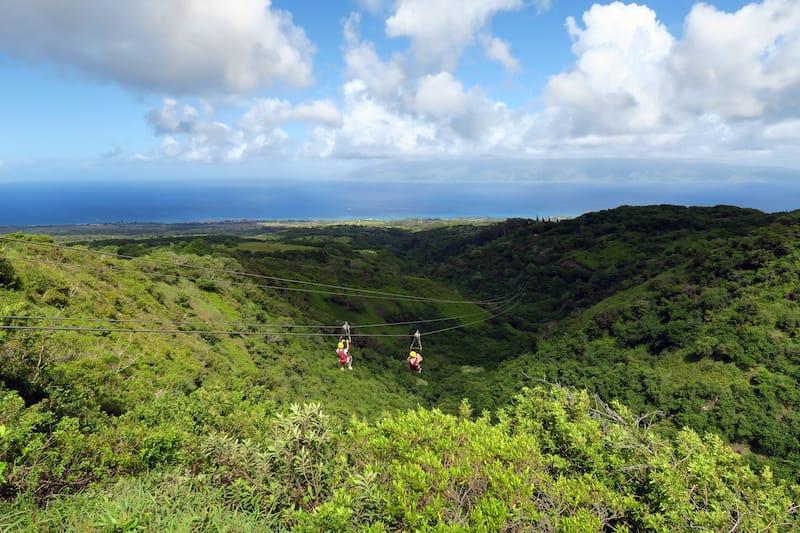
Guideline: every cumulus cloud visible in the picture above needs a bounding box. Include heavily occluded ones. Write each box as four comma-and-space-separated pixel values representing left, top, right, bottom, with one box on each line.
332, 80, 437, 157
160, 137, 183, 159
145, 96, 342, 162
763, 119, 800, 142
543, 2, 675, 136
147, 99, 201, 134
320, 4, 538, 158
343, 13, 407, 102
0, 0, 315, 94
481, 34, 521, 73
310, 78, 534, 159
141, 0, 800, 166
309, 0, 800, 166
412, 72, 518, 142
385, 0, 523, 71
414, 72, 471, 116
537, 0, 800, 162
239, 99, 343, 132
670, 0, 800, 119
160, 121, 249, 163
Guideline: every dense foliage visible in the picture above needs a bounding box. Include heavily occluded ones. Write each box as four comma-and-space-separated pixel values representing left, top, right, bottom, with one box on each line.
2, 205, 800, 529
2, 386, 797, 531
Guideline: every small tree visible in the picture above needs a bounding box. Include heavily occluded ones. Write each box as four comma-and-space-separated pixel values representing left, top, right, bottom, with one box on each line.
0, 258, 18, 289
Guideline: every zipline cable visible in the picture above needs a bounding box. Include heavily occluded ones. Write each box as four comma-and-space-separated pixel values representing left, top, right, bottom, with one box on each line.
0, 292, 525, 338
0, 325, 465, 338
4, 255, 522, 305
0, 236, 527, 339
422, 294, 523, 336
1, 237, 509, 305
0, 300, 515, 330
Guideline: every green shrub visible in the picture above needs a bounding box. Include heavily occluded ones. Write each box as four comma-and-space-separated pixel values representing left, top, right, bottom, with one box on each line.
0, 258, 18, 289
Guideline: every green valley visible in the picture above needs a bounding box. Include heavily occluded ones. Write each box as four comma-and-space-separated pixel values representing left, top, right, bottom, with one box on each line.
2, 205, 800, 531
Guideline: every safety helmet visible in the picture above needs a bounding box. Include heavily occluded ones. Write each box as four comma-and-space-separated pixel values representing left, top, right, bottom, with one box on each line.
338, 342, 344, 349
409, 351, 417, 357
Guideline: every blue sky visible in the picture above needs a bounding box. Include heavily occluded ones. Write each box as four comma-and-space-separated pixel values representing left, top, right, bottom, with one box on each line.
1, 0, 798, 214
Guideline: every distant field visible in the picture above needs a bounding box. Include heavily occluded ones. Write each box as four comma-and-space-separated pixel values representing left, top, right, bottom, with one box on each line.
234, 241, 316, 253
0, 217, 497, 241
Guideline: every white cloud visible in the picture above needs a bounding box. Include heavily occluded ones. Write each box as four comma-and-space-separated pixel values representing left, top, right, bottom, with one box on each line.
670, 0, 800, 119
343, 13, 407, 102
412, 72, 516, 142
543, 2, 675, 135
326, 5, 534, 157
763, 119, 800, 142
536, 0, 800, 163
239, 99, 342, 132
333, 80, 437, 157
481, 34, 521, 74
147, 99, 201, 134
312, 76, 534, 158
160, 137, 182, 159
120, 1, 800, 168
0, 0, 315, 94
128, 153, 152, 163
145, 96, 342, 162
290, 101, 344, 128
157, 121, 243, 163
385, 0, 523, 71
343, 41, 407, 102
414, 72, 470, 116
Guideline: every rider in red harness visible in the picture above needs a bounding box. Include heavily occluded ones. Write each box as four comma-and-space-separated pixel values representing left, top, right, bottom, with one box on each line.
407, 350, 423, 373
337, 339, 352, 371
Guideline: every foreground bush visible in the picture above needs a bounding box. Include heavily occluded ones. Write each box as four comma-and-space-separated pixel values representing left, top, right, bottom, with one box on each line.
2, 385, 797, 531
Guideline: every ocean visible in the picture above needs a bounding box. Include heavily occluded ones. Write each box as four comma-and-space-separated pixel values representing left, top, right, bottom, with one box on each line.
1, 178, 798, 227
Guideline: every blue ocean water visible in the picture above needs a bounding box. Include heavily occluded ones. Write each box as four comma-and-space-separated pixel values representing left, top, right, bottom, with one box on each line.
1, 178, 798, 226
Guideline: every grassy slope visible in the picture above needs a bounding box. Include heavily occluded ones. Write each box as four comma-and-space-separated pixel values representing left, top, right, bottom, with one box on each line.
0, 235, 426, 421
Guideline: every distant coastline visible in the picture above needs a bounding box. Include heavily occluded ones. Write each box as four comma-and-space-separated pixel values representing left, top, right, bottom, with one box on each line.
4, 178, 798, 228
2, 179, 545, 227
0, 217, 513, 239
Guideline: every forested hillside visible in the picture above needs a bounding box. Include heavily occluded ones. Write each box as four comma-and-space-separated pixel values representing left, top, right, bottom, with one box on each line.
423, 206, 800, 480
2, 205, 800, 530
